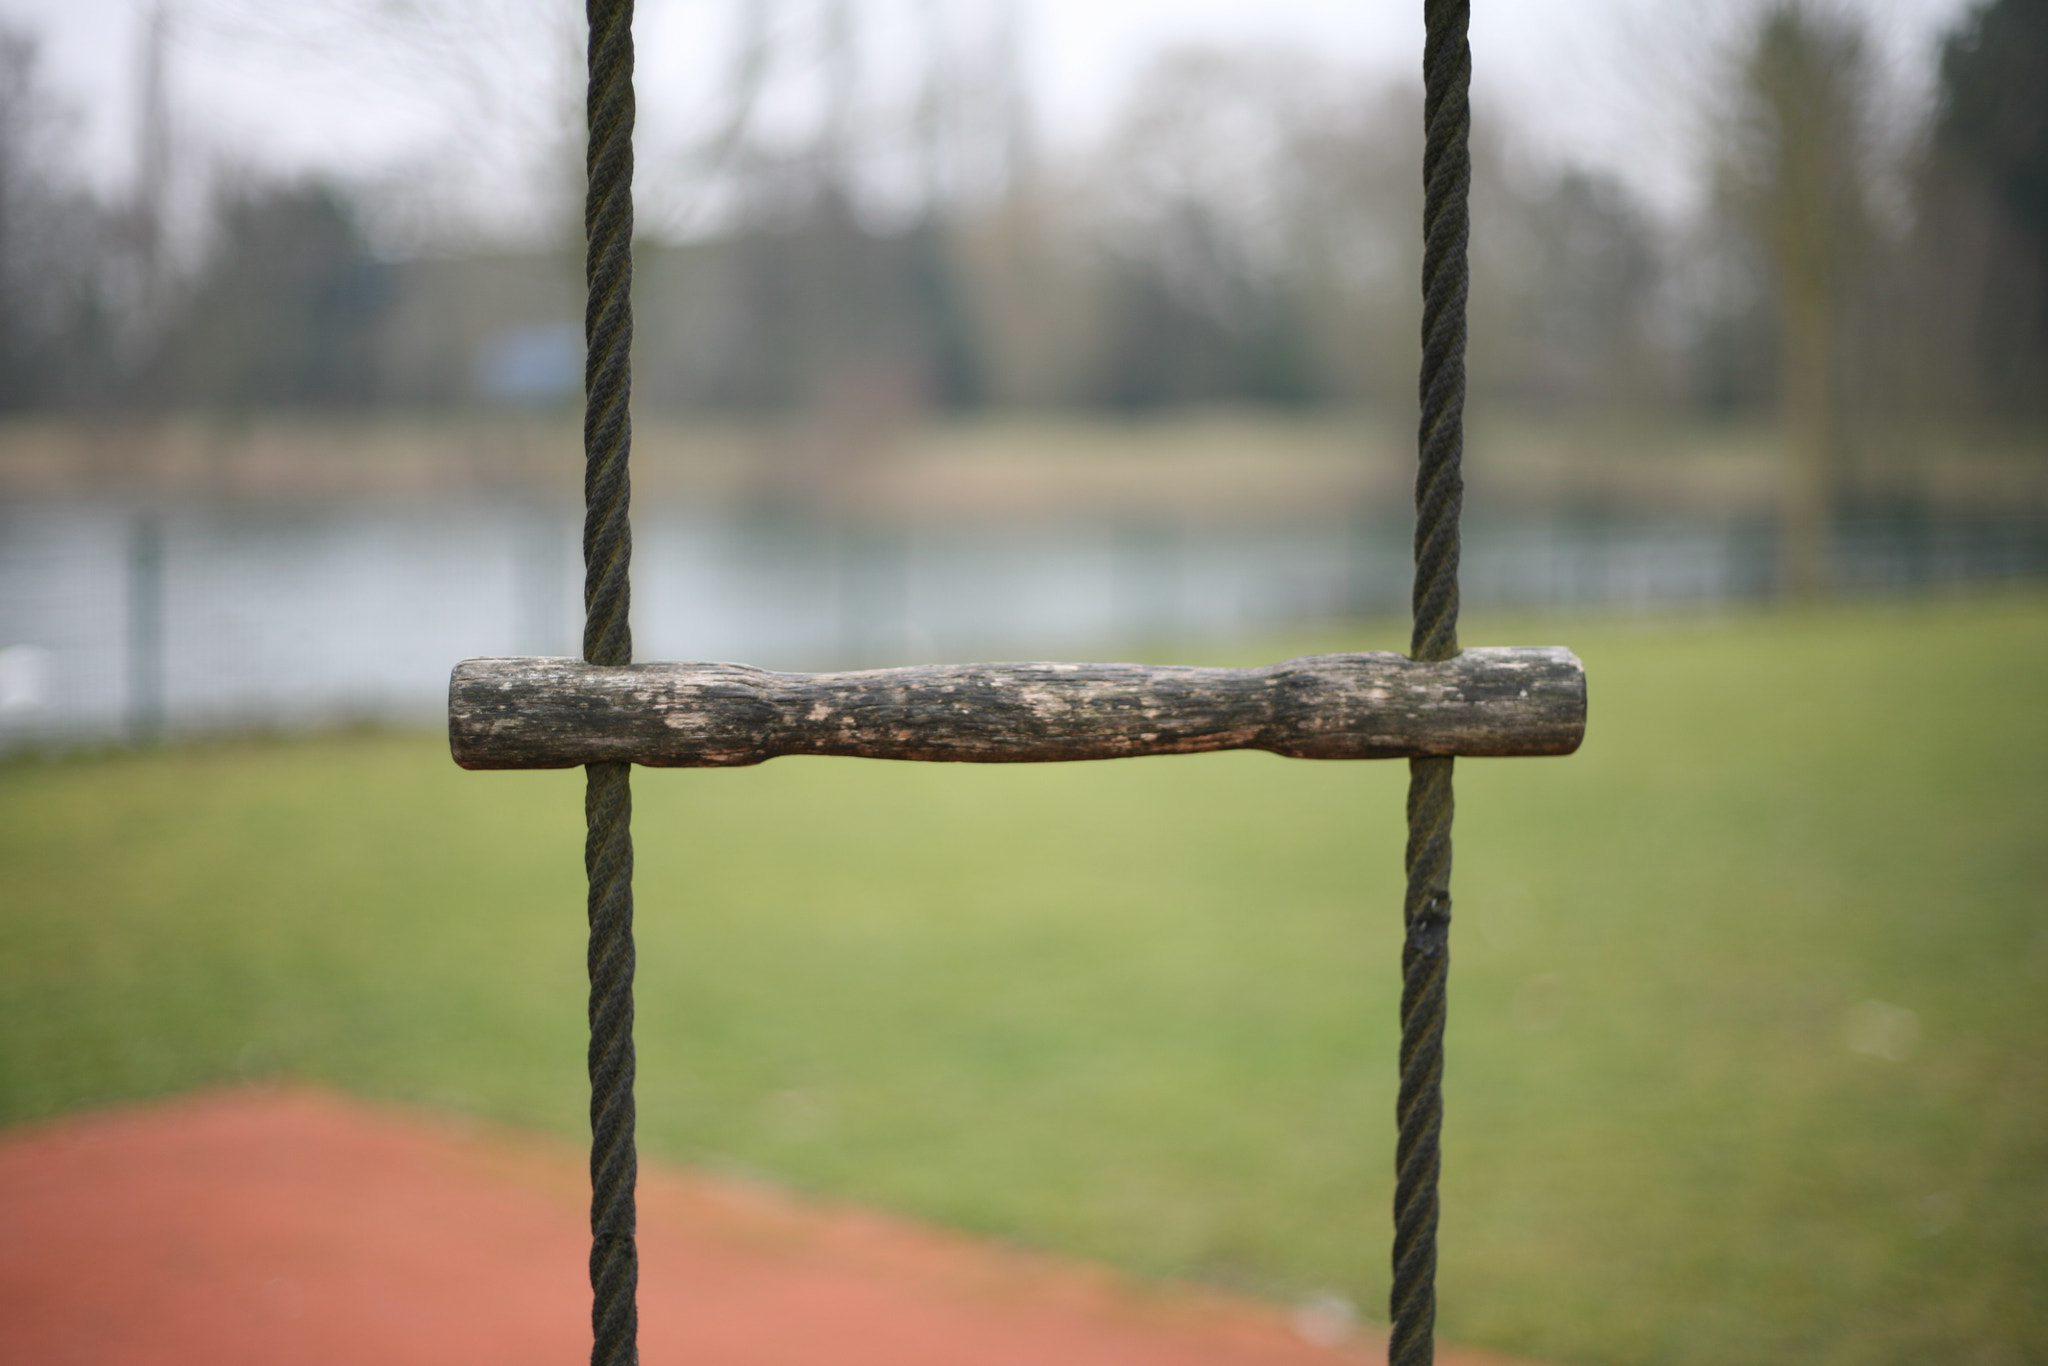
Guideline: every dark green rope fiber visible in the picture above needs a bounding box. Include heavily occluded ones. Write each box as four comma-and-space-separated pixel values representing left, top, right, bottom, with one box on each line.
583, 1, 637, 1362
1391, 2, 1468, 1363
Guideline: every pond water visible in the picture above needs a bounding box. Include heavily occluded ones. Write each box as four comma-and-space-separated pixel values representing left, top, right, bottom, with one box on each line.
0, 499, 2040, 748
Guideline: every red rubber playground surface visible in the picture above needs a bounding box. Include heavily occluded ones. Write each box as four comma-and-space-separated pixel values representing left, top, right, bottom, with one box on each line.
0, 1086, 1545, 1366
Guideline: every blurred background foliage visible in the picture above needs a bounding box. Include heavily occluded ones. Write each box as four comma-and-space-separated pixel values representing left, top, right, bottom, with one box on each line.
0, 0, 2042, 431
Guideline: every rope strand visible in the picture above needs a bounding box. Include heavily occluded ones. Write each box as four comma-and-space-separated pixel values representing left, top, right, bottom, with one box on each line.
586, 761, 637, 1365
584, 2, 636, 1362
1392, 3, 1468, 1363
584, 0, 634, 673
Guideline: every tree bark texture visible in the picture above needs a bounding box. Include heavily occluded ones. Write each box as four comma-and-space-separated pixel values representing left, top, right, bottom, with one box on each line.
450, 648, 1585, 769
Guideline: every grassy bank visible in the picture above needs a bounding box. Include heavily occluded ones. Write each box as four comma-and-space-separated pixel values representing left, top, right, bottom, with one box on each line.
3, 595, 2043, 1364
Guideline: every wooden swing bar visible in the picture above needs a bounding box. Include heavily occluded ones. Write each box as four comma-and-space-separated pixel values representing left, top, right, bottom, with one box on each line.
449, 647, 1585, 770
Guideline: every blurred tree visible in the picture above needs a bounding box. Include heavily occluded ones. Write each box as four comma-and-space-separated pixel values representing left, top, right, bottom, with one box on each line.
1085, 48, 1341, 410
1504, 169, 1672, 410
146, 182, 391, 409
672, 183, 983, 416
208, 0, 587, 252
1093, 201, 1319, 410
0, 26, 119, 409
1721, 1, 1880, 595
631, 0, 990, 419
1915, 0, 2048, 419
1281, 82, 1424, 409
1082, 49, 1607, 416
1674, 212, 1780, 416
949, 181, 1099, 408
125, 3, 173, 370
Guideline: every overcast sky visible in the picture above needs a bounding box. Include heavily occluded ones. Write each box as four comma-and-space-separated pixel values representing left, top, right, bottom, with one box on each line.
4, 0, 1982, 240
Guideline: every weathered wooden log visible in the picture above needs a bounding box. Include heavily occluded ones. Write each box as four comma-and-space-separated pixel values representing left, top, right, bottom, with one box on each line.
449, 648, 1584, 770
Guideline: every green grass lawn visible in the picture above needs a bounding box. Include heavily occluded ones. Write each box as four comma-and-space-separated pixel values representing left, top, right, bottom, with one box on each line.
3, 594, 2044, 1365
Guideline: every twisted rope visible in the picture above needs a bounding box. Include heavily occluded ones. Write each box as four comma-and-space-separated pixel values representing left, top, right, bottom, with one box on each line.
585, 760, 637, 1365
1391, 3, 1468, 1363
585, 0, 634, 673
584, 1, 636, 1362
